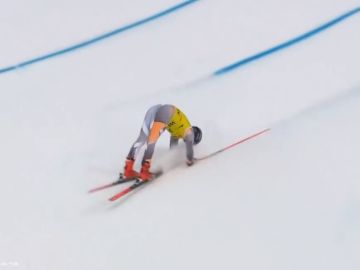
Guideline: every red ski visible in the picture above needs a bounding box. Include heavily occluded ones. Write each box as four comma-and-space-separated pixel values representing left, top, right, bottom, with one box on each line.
109, 171, 162, 202
196, 128, 270, 161
88, 174, 136, 193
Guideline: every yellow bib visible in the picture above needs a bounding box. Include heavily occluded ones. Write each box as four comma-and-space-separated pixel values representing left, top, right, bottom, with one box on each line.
166, 108, 191, 138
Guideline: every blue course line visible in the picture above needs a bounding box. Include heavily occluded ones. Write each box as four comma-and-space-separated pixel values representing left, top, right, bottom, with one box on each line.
214, 6, 360, 76
0, 0, 198, 75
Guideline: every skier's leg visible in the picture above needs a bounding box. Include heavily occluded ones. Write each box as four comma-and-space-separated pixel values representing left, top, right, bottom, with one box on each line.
122, 130, 147, 179
140, 122, 166, 180
126, 129, 148, 160
123, 105, 162, 179
170, 136, 179, 149
126, 104, 159, 159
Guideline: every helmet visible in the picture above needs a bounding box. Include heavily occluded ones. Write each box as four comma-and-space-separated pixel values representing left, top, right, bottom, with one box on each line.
192, 126, 202, 145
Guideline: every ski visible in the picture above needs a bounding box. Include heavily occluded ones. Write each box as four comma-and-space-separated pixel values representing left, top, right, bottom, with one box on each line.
196, 128, 270, 161
108, 171, 162, 202
88, 174, 136, 193
108, 179, 148, 201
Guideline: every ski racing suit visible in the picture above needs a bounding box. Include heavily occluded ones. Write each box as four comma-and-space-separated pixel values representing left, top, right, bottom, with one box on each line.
127, 104, 195, 164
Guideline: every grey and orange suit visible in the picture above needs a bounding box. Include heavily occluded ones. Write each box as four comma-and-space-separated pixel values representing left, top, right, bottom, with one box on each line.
127, 104, 195, 164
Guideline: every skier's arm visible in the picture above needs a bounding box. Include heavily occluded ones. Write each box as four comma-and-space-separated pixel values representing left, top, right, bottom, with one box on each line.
170, 136, 179, 149
184, 132, 195, 165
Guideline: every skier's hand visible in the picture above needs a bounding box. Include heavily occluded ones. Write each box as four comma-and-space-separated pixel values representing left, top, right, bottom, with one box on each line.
186, 158, 196, 166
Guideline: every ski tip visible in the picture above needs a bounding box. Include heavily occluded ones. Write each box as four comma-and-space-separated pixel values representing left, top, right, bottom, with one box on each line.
88, 182, 115, 194
88, 187, 104, 194
108, 195, 123, 202
108, 188, 131, 202
109, 194, 121, 201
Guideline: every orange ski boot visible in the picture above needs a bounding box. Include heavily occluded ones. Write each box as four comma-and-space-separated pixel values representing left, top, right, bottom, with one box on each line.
139, 161, 154, 181
123, 158, 139, 179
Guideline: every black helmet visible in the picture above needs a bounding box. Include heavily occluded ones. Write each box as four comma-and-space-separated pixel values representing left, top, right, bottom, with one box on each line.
192, 126, 202, 145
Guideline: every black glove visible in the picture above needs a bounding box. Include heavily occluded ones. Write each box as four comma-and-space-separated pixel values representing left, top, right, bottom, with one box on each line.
186, 158, 197, 166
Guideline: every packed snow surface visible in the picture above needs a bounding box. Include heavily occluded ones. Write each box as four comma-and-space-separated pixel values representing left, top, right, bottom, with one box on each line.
1, 0, 359, 269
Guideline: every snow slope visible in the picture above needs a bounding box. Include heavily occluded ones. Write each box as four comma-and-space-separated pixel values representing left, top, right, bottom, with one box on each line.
1, 0, 360, 269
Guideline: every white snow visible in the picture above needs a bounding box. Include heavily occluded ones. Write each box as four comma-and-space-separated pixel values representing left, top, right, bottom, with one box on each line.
1, 0, 360, 269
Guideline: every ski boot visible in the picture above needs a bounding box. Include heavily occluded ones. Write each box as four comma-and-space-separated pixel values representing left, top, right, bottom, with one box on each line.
139, 161, 154, 181
122, 158, 139, 180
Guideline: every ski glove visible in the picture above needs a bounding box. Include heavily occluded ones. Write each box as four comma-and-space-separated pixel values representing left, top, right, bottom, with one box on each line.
186, 158, 197, 166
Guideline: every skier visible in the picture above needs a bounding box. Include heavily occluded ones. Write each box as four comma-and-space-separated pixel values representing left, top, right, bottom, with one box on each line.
122, 104, 202, 181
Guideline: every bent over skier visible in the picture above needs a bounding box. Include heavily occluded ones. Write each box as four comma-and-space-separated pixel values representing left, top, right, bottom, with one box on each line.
122, 104, 202, 181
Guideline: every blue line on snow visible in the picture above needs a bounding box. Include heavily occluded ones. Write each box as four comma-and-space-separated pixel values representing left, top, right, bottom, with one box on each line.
0, 0, 198, 75
214, 6, 360, 76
